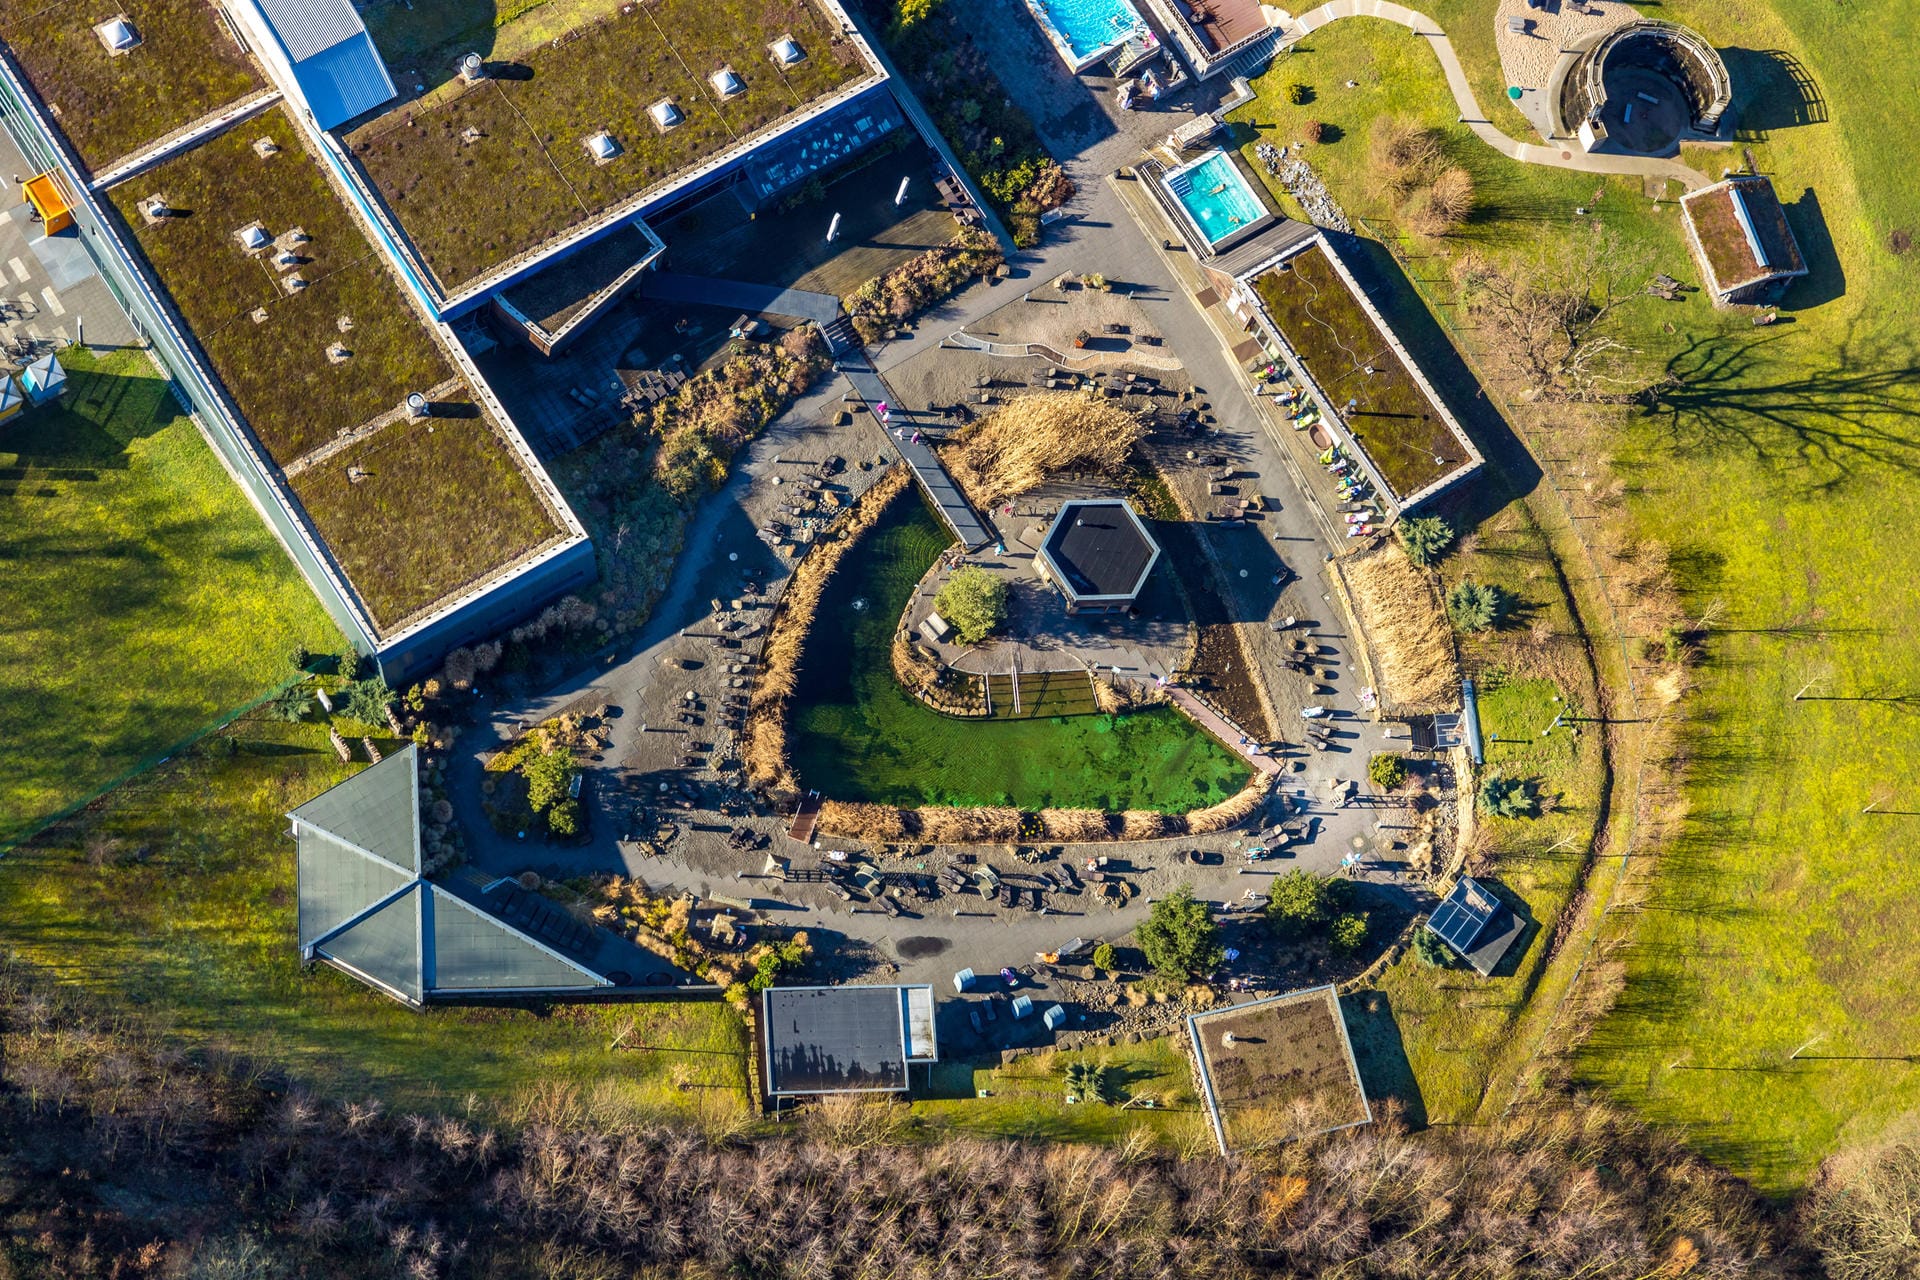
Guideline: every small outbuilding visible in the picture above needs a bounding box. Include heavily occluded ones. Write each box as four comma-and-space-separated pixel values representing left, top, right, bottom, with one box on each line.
1033, 498, 1160, 614
1679, 174, 1808, 306
20, 352, 66, 405
1426, 875, 1525, 976
761, 984, 938, 1097
0, 374, 23, 423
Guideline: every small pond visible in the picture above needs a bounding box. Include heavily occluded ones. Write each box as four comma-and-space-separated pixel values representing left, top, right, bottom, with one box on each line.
788, 487, 1250, 812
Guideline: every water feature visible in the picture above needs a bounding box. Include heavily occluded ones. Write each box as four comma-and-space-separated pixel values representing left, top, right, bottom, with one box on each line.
788, 488, 1250, 811
1022, 0, 1149, 69
1163, 149, 1274, 248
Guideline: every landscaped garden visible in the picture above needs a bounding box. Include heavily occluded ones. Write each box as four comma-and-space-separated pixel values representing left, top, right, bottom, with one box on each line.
785, 486, 1248, 811
347, 0, 871, 290
0, 345, 338, 847
106, 107, 455, 465
0, 0, 262, 171
0, 718, 751, 1123
913, 1037, 1209, 1147
1251, 244, 1471, 498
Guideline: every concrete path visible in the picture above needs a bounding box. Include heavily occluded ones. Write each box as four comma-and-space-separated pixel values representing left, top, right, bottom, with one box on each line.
1167, 686, 1283, 776
836, 345, 995, 548
640, 272, 842, 325
1280, 0, 1710, 190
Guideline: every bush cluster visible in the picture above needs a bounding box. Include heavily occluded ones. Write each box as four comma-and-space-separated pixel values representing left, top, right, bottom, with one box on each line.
1369, 116, 1476, 237
843, 228, 1003, 343
1266, 869, 1370, 955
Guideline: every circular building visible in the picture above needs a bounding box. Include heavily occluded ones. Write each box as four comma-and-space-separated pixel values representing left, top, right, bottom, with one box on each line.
1553, 19, 1730, 155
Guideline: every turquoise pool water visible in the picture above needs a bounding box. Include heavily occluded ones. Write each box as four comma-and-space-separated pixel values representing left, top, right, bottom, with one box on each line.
1164, 150, 1271, 246
1025, 0, 1147, 67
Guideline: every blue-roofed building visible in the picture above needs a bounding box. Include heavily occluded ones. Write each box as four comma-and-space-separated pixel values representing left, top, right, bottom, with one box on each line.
1425, 876, 1526, 976
233, 0, 397, 130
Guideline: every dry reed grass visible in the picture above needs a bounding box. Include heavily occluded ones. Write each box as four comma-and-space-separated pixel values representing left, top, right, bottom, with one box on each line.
941, 395, 1146, 508
1342, 542, 1457, 711
743, 468, 911, 793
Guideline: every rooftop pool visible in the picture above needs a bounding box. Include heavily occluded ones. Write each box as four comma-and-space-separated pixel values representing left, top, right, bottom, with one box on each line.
1023, 0, 1150, 70
1163, 149, 1274, 250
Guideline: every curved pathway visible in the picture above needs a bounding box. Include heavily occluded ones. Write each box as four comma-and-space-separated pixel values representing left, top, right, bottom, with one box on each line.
1279, 0, 1710, 190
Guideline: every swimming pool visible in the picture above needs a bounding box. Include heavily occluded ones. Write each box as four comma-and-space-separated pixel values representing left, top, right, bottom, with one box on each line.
1022, 0, 1150, 71
1162, 149, 1274, 250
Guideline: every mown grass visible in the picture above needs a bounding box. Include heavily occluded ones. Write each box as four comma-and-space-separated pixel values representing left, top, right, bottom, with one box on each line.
913, 1036, 1210, 1147
349, 0, 866, 290
0, 719, 751, 1124
107, 106, 454, 465
0, 0, 262, 170
0, 346, 337, 846
1237, 0, 1920, 1191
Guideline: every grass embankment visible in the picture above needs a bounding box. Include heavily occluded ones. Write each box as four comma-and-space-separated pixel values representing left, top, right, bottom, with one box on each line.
0, 0, 262, 170
0, 346, 337, 846
1237, 0, 1920, 1190
349, 0, 864, 290
0, 719, 750, 1124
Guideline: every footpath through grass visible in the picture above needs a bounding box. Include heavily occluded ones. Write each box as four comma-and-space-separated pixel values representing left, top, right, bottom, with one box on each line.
0, 718, 751, 1125
0, 346, 336, 845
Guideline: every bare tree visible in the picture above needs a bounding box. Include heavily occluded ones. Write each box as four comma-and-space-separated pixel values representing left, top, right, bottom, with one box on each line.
1454, 226, 1655, 401
1805, 1142, 1920, 1280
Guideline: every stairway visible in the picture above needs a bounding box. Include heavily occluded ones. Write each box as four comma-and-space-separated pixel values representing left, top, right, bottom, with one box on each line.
822, 314, 861, 356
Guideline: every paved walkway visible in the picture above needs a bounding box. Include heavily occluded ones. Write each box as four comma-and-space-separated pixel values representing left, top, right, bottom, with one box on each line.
1168, 685, 1282, 775
836, 345, 995, 548
1280, 0, 1710, 190
640, 272, 842, 324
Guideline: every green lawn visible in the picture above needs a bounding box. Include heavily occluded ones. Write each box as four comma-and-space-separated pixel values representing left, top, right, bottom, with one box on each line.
0, 346, 336, 846
0, 718, 751, 1124
913, 1037, 1212, 1148
0, 0, 263, 171
1236, 0, 1920, 1192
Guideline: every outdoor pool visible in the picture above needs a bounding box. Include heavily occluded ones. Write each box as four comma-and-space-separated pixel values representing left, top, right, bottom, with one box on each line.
1163, 149, 1274, 249
1023, 0, 1149, 71
787, 487, 1249, 811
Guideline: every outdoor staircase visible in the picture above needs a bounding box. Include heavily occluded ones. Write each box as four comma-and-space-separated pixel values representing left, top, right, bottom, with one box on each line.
822, 314, 861, 356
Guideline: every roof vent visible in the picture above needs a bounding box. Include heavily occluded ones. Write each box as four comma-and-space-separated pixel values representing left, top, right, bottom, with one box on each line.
94, 15, 140, 54
711, 66, 745, 97
458, 52, 486, 83
648, 99, 683, 131
326, 342, 351, 364
770, 35, 806, 66
585, 130, 622, 162
252, 136, 280, 159
406, 392, 430, 420
282, 272, 307, 294
274, 249, 300, 270
139, 194, 170, 224
235, 222, 271, 252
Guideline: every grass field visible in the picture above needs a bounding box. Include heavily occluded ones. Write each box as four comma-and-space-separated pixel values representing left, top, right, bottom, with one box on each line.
0, 346, 337, 846
0, 0, 262, 171
1235, 0, 1920, 1192
0, 719, 751, 1124
914, 1037, 1210, 1147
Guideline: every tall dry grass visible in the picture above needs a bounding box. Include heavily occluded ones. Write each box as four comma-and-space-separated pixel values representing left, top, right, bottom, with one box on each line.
942, 394, 1146, 508
1341, 542, 1458, 711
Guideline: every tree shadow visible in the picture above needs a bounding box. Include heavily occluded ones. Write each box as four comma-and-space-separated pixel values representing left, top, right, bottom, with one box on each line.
1635, 327, 1920, 492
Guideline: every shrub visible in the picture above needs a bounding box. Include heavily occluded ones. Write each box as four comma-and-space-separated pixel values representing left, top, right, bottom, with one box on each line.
934, 567, 1008, 644
524, 747, 577, 816
1266, 869, 1347, 938
1286, 81, 1310, 105
1430, 166, 1475, 223
1091, 942, 1117, 973
288, 642, 313, 673
271, 685, 310, 723
547, 798, 581, 838
1061, 1059, 1113, 1104
1329, 912, 1370, 955
1368, 753, 1408, 790
1447, 579, 1509, 632
1412, 925, 1452, 967
1395, 514, 1454, 566
341, 677, 394, 726
1302, 119, 1326, 143
1481, 773, 1541, 819
1137, 885, 1223, 978
336, 648, 361, 681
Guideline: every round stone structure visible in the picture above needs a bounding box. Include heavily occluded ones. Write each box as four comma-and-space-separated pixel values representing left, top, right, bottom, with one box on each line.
1554, 19, 1730, 155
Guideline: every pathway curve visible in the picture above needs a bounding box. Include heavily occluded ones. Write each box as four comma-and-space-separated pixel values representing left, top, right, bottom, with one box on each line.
1279, 0, 1710, 190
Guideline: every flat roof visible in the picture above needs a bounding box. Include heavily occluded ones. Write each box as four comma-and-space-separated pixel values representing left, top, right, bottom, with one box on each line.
1168, 0, 1268, 54
763, 984, 936, 1096
1187, 985, 1371, 1153
106, 105, 567, 633
1243, 238, 1480, 505
343, 0, 881, 296
1681, 175, 1807, 294
1040, 499, 1160, 601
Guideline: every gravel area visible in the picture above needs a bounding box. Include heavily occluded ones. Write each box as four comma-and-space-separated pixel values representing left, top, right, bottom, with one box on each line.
1496, 0, 1640, 138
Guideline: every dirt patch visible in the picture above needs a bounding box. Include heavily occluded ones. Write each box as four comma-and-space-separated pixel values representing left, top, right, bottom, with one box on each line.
1340, 541, 1457, 711
1153, 517, 1273, 738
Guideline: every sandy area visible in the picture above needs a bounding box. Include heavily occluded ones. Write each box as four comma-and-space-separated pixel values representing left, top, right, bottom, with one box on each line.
1495, 0, 1638, 139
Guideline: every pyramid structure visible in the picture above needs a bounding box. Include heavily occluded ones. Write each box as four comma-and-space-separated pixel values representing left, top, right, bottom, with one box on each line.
290, 747, 608, 1007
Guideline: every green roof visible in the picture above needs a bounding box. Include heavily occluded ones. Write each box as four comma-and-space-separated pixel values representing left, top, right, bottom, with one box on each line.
290, 747, 607, 1006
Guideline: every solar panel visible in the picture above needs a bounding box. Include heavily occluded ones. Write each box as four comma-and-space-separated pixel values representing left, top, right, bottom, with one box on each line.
1427, 879, 1496, 955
